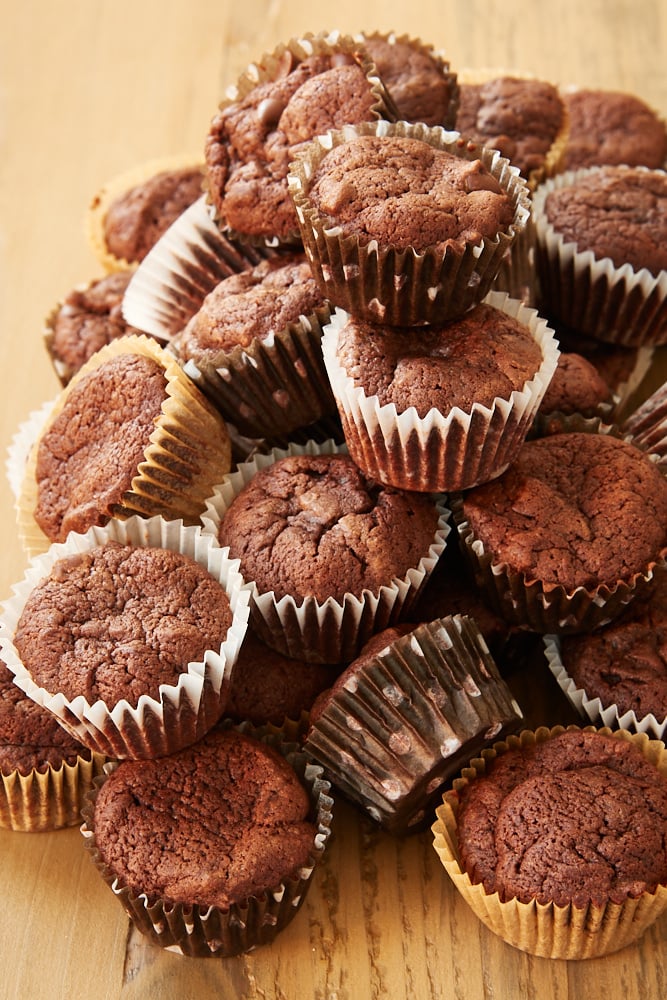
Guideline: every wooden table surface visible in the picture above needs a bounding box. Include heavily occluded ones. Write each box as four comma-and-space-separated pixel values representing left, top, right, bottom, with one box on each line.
1, 2, 667, 998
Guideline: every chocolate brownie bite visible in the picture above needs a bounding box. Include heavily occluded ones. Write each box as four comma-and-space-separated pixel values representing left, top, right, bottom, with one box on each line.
455, 74, 568, 187
172, 253, 336, 442
322, 293, 558, 491
206, 443, 449, 663
359, 31, 458, 127
18, 335, 232, 556
204, 31, 397, 243
289, 120, 531, 325
532, 352, 615, 434
533, 165, 667, 347
81, 726, 332, 955
44, 271, 144, 385
562, 87, 667, 171
0, 663, 104, 832
433, 726, 667, 958
88, 162, 205, 271
454, 428, 667, 632
1, 519, 251, 759
305, 615, 522, 834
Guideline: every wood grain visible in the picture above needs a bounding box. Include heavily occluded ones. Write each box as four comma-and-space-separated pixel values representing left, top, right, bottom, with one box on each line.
1, 2, 666, 998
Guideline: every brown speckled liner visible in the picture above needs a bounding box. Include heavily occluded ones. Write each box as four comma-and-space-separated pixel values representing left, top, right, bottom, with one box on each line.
0, 516, 251, 760
0, 751, 107, 833
80, 724, 333, 957
533, 166, 667, 347
288, 119, 531, 326
432, 725, 667, 959
321, 291, 559, 492
304, 615, 523, 835
16, 334, 233, 558
201, 439, 451, 663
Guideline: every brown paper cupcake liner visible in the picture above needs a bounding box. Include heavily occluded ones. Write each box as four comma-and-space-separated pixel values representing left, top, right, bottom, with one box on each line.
121, 195, 278, 341
16, 334, 233, 558
533, 167, 667, 347
432, 725, 667, 959
543, 634, 667, 740
80, 724, 334, 957
0, 751, 107, 833
86, 153, 205, 273
201, 439, 451, 663
321, 291, 560, 492
304, 614, 523, 835
204, 30, 399, 248
288, 119, 532, 326
0, 515, 251, 759
450, 416, 667, 633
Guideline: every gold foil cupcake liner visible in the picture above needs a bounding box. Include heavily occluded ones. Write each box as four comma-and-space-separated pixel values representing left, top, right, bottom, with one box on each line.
543, 634, 667, 740
201, 438, 451, 663
86, 153, 205, 273
121, 195, 277, 341
288, 119, 532, 326
304, 614, 523, 835
321, 291, 560, 492
80, 725, 334, 957
354, 30, 459, 127
204, 30, 399, 247
0, 515, 252, 759
0, 751, 106, 833
533, 166, 667, 347
16, 333, 233, 557
432, 725, 667, 959
450, 416, 667, 633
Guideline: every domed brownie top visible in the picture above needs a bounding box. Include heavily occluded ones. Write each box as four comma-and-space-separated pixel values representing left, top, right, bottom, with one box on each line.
48, 271, 144, 382
563, 88, 667, 170
560, 570, 667, 719
102, 165, 204, 263
34, 353, 167, 542
173, 254, 325, 361
543, 166, 667, 275
0, 663, 91, 776
360, 34, 457, 127
13, 541, 233, 707
461, 432, 667, 592
92, 727, 316, 909
455, 76, 565, 179
537, 351, 614, 416
205, 50, 384, 240
217, 453, 440, 602
333, 302, 543, 416
456, 729, 667, 907
306, 134, 514, 253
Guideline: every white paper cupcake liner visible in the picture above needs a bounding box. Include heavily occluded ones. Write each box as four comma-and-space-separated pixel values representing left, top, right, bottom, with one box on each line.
0, 515, 252, 759
533, 166, 667, 347
543, 634, 667, 740
321, 291, 560, 492
304, 614, 523, 834
201, 439, 451, 663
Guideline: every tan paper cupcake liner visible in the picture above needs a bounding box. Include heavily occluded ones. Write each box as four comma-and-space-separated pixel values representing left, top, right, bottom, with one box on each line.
431, 725, 667, 959
80, 725, 334, 957
321, 291, 560, 492
201, 439, 451, 663
86, 153, 205, 273
204, 30, 399, 247
304, 614, 523, 835
450, 416, 667, 633
0, 751, 107, 833
543, 634, 667, 740
533, 167, 667, 347
288, 119, 532, 326
121, 195, 277, 340
0, 515, 252, 759
16, 333, 232, 558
